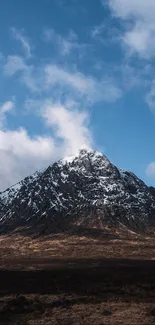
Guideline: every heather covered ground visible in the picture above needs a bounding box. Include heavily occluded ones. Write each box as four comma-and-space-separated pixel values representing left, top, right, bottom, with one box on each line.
0, 228, 155, 324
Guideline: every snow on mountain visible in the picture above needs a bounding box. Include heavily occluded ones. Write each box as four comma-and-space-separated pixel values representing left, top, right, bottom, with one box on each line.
0, 149, 155, 233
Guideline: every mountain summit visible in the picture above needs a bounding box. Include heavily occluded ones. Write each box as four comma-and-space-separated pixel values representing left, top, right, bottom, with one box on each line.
0, 149, 155, 233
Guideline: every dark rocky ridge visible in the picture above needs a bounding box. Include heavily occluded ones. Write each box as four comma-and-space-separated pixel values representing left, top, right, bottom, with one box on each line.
0, 149, 155, 233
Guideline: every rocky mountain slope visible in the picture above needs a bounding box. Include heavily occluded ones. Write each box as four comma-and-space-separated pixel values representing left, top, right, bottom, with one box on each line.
0, 149, 155, 233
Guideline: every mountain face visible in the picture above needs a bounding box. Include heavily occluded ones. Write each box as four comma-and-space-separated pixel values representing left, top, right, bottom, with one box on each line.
0, 149, 155, 233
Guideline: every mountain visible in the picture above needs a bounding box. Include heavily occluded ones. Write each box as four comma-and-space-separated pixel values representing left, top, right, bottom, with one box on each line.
0, 149, 155, 234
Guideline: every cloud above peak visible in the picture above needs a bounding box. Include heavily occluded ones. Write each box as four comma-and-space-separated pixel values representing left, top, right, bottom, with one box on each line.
0, 100, 92, 191
0, 128, 56, 190
42, 102, 92, 153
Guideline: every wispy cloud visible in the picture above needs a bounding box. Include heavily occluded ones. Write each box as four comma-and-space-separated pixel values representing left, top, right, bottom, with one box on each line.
105, 0, 155, 112
3, 54, 122, 103
122, 22, 155, 59
43, 28, 78, 55
44, 64, 122, 103
107, 0, 155, 59
91, 20, 120, 44
11, 27, 32, 58
42, 28, 91, 59
0, 101, 14, 129
0, 21, 125, 190
107, 0, 155, 20
4, 55, 27, 76
3, 55, 42, 92
146, 162, 155, 178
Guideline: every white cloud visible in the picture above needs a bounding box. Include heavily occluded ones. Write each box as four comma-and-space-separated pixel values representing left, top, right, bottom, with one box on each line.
107, 0, 155, 58
0, 101, 14, 128
3, 55, 41, 92
106, 0, 155, 110
0, 128, 56, 190
146, 162, 155, 178
3, 55, 121, 102
44, 64, 122, 103
42, 102, 92, 154
4, 55, 27, 76
45, 64, 94, 93
0, 25, 123, 191
0, 101, 14, 114
122, 22, 155, 59
108, 0, 155, 19
0, 101, 92, 191
11, 27, 31, 58
0, 23, 124, 191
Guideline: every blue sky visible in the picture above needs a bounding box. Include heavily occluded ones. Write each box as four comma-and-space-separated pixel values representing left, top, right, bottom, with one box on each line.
0, 0, 155, 190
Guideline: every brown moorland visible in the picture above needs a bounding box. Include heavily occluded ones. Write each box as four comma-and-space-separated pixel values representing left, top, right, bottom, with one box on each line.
0, 226, 155, 324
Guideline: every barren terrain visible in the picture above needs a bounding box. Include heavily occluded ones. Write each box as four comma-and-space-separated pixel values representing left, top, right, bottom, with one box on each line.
1, 227, 155, 324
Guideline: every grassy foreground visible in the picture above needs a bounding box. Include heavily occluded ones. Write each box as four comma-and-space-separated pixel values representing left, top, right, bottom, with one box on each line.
0, 227, 155, 324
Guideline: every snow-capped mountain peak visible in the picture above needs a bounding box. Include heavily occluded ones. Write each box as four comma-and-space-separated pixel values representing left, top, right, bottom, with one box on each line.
0, 149, 155, 233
